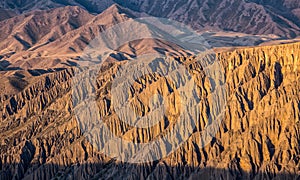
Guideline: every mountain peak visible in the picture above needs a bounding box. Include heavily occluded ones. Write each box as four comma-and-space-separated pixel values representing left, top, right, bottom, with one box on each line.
100, 3, 139, 19
106, 4, 125, 12
89, 3, 142, 26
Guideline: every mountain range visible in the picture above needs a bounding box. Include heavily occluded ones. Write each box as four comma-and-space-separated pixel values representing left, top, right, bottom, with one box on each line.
0, 0, 300, 37
1, 2, 300, 72
0, 1, 300, 180
0, 3, 291, 96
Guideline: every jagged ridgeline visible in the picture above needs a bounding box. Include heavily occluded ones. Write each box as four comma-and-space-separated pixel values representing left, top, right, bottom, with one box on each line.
0, 42, 300, 179
1, 1, 300, 38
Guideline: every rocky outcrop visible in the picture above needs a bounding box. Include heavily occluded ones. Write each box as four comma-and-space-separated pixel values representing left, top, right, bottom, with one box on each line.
0, 42, 299, 179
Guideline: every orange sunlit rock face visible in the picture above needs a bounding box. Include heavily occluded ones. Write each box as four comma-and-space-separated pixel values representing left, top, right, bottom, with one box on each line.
1, 41, 299, 179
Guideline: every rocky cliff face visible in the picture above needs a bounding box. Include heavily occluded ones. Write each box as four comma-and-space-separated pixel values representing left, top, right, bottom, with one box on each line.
0, 42, 299, 179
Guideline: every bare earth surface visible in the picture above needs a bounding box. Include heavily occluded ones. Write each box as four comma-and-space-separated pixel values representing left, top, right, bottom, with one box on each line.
0, 2, 300, 180
0, 41, 299, 179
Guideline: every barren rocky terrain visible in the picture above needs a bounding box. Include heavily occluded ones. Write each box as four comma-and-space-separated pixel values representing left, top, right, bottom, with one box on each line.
1, 0, 300, 37
0, 4, 285, 96
0, 41, 299, 179
0, 2, 300, 180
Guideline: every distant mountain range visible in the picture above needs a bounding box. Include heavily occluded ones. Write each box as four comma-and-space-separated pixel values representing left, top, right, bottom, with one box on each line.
0, 0, 300, 38
0, 3, 287, 71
